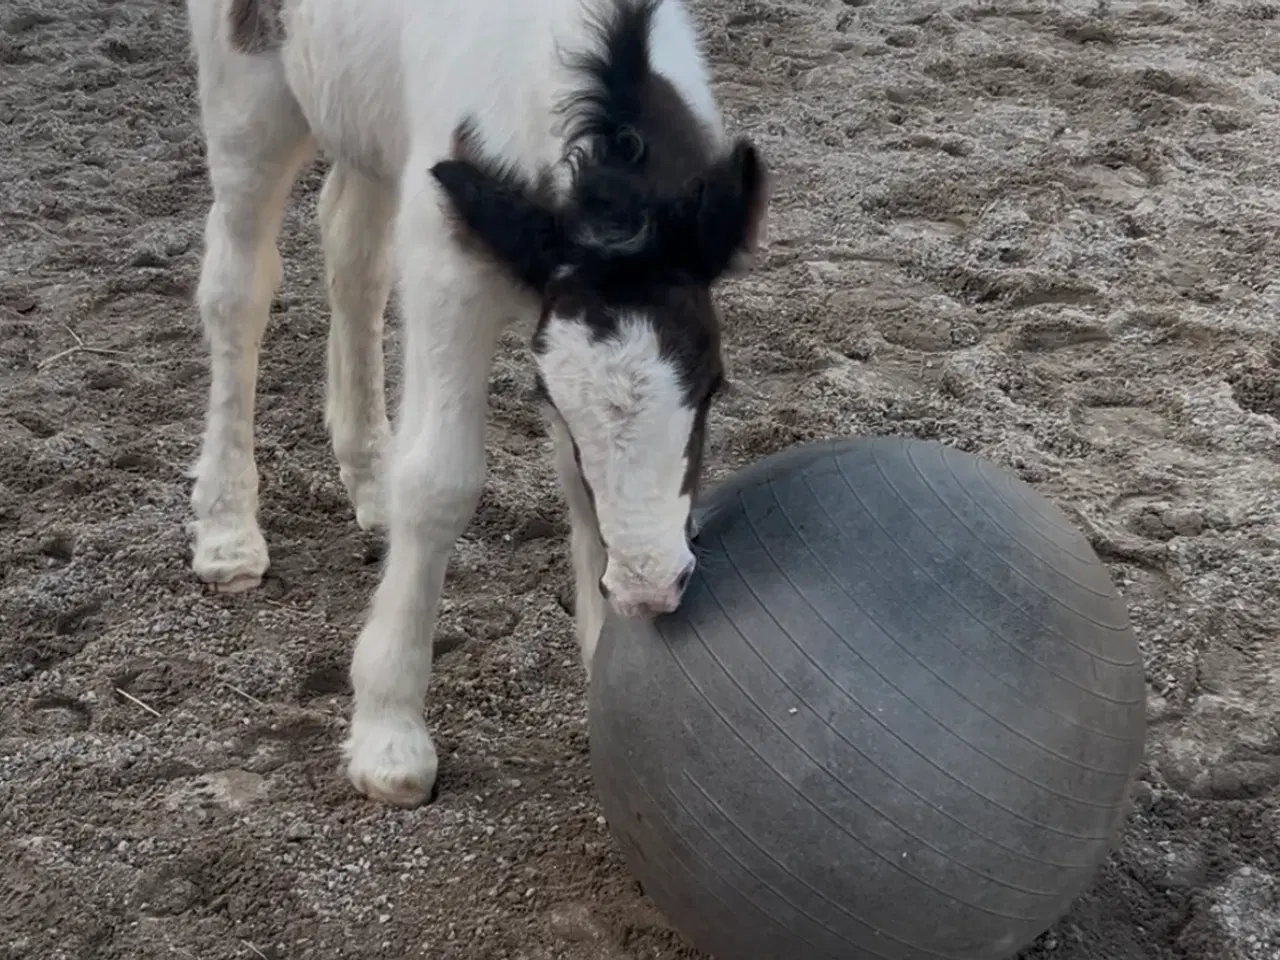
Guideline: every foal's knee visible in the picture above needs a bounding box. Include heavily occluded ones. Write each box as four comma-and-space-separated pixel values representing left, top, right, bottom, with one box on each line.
387, 431, 485, 540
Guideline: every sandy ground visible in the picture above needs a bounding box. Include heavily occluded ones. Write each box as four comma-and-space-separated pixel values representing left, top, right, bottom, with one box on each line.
2, 0, 1280, 957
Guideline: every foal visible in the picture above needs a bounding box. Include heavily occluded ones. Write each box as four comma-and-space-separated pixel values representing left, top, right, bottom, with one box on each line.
184, 0, 768, 806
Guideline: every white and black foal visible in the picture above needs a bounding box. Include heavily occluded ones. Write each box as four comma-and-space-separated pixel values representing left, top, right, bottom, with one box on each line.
183, 0, 768, 806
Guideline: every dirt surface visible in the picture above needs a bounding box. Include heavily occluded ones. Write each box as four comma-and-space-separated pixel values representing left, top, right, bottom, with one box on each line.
2, 0, 1280, 957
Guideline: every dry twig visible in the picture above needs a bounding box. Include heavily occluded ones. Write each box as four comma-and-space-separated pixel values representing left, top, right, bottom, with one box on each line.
223, 681, 266, 707
38, 322, 128, 370
114, 687, 162, 718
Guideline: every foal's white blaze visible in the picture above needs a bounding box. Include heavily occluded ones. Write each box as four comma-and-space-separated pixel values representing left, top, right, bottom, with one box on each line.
538, 312, 696, 616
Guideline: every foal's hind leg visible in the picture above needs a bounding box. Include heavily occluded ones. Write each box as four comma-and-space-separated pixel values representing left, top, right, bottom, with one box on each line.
189, 55, 314, 591
318, 164, 396, 530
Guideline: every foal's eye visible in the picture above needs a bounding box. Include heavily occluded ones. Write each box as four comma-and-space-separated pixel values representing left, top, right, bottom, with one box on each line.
706, 373, 725, 402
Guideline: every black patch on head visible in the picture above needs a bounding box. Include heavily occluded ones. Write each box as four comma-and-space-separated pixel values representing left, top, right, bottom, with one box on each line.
429, 0, 767, 507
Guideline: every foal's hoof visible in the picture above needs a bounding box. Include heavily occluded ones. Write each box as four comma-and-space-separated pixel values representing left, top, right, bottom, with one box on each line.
354, 496, 388, 533
206, 574, 263, 595
340, 466, 389, 533
344, 711, 439, 808
190, 518, 269, 592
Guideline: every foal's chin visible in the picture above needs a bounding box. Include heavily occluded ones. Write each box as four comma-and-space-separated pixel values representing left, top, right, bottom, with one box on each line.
608, 596, 681, 621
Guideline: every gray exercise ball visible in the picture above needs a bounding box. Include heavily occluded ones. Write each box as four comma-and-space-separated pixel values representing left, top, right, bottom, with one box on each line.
587, 436, 1146, 960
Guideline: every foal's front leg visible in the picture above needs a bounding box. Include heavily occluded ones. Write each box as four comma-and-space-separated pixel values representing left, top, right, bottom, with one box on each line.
344, 189, 510, 808
549, 416, 608, 680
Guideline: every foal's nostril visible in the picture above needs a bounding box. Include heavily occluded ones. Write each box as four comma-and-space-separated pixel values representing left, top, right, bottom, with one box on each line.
675, 563, 695, 594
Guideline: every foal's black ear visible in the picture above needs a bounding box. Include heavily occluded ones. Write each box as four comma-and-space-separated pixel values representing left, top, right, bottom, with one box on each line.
430, 157, 568, 295
667, 139, 769, 284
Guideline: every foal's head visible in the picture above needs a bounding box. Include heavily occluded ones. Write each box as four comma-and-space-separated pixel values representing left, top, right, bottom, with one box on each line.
429, 0, 768, 619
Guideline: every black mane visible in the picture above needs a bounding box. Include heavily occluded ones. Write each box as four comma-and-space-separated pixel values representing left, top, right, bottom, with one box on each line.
428, 0, 766, 302
558, 0, 713, 186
